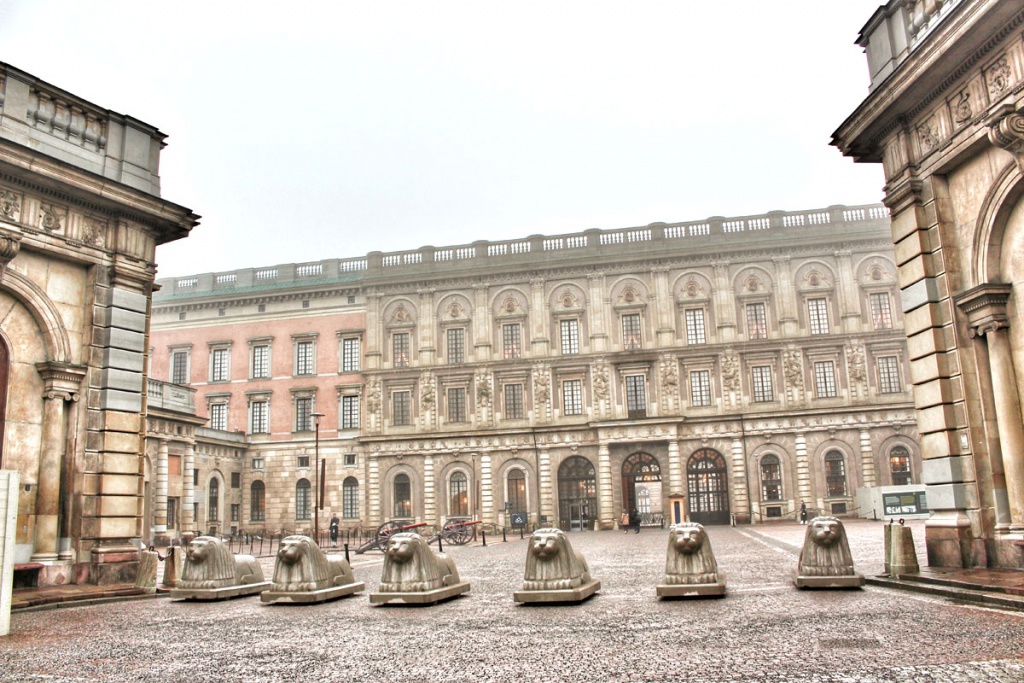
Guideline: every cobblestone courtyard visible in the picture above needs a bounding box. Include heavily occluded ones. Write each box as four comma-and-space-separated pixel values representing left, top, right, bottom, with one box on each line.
2, 519, 1023, 682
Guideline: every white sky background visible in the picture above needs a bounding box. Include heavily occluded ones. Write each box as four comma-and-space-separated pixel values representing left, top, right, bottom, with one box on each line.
0, 1, 886, 278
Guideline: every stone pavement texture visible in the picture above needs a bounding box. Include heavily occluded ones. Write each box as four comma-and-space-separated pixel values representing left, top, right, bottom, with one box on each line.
2, 519, 1023, 682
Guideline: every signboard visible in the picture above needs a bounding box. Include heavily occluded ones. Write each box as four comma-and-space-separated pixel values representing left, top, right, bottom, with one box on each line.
883, 492, 929, 516
510, 512, 527, 528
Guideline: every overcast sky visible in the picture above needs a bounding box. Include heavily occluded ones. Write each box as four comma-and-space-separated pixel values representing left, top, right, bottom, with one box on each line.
1, 1, 885, 279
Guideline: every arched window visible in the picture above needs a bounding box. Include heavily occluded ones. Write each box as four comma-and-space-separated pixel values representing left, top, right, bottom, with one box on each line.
449, 471, 468, 517
393, 473, 412, 518
507, 469, 526, 514
296, 478, 311, 520
824, 451, 847, 497
890, 446, 912, 485
250, 481, 265, 521
342, 477, 359, 519
760, 454, 782, 501
208, 478, 220, 522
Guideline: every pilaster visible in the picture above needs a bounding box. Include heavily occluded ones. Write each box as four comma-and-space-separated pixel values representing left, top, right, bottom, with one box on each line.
597, 442, 613, 529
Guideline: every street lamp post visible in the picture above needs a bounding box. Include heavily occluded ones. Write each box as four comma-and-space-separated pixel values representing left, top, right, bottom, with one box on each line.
312, 412, 325, 543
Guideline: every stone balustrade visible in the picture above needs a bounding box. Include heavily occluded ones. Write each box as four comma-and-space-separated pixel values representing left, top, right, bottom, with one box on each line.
157, 203, 889, 299
147, 378, 196, 414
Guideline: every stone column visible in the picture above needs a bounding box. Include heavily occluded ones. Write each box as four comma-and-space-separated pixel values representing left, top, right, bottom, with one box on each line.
794, 431, 812, 507
365, 293, 382, 370
530, 278, 549, 355
973, 321, 1024, 530
423, 455, 436, 524
418, 289, 436, 365
730, 436, 749, 523
480, 454, 494, 524
667, 439, 683, 498
182, 442, 195, 533
597, 442, 613, 529
773, 256, 797, 336
859, 428, 877, 489
652, 266, 674, 346
957, 284, 1024, 531
153, 439, 169, 543
587, 273, 608, 353
713, 262, 736, 342
835, 249, 861, 332
537, 444, 553, 526
32, 363, 84, 563
368, 452, 381, 526
473, 284, 491, 357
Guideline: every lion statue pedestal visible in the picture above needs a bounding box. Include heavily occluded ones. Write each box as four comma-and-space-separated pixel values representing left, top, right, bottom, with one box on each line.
368, 532, 470, 605
513, 528, 600, 604
170, 536, 271, 601
657, 523, 726, 598
793, 516, 864, 589
261, 535, 365, 604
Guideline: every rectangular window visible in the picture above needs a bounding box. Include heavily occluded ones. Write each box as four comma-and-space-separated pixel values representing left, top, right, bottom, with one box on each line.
298, 455, 310, 468
343, 481, 359, 519
504, 383, 524, 420
211, 348, 229, 382
209, 403, 228, 431
562, 379, 583, 416
167, 498, 178, 529
231, 504, 240, 522
447, 328, 465, 364
808, 298, 830, 335
344, 453, 357, 467
685, 309, 706, 345
560, 319, 580, 355
171, 350, 189, 385
625, 375, 647, 417
250, 400, 269, 434
690, 370, 711, 407
341, 395, 360, 430
878, 356, 902, 394
746, 303, 767, 340
751, 366, 774, 403
193, 468, 199, 486
814, 361, 838, 398
393, 333, 410, 368
342, 337, 361, 372
295, 397, 313, 431
870, 293, 893, 330
296, 484, 311, 520
251, 344, 269, 379
251, 456, 264, 471
392, 391, 411, 426
447, 387, 467, 423
622, 313, 642, 350
502, 323, 522, 359
230, 472, 240, 488
295, 341, 315, 375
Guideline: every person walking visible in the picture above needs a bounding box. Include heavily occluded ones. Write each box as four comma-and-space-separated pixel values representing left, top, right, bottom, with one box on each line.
620, 510, 630, 534
799, 501, 808, 525
629, 508, 641, 534
329, 513, 340, 546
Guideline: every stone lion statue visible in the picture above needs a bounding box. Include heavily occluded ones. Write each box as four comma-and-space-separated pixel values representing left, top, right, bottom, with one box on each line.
178, 536, 264, 589
271, 535, 356, 592
378, 532, 460, 593
522, 528, 591, 591
797, 516, 857, 577
663, 523, 720, 586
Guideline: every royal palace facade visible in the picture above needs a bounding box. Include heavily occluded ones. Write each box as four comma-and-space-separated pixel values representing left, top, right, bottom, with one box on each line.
149, 203, 921, 540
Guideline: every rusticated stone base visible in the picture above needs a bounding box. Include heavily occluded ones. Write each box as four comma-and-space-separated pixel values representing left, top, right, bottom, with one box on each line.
513, 579, 601, 604
261, 581, 365, 604
657, 579, 726, 598
170, 581, 272, 601
369, 581, 470, 605
793, 572, 864, 589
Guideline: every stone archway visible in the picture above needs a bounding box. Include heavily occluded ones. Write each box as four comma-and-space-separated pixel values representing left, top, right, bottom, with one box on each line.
621, 452, 663, 526
686, 448, 730, 525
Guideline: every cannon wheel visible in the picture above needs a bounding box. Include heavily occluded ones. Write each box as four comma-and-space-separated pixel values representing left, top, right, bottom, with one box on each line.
375, 520, 406, 547
445, 524, 474, 546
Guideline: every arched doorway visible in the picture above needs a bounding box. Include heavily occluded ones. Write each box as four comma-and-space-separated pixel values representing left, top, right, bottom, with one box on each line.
686, 448, 730, 525
557, 456, 596, 531
621, 452, 663, 527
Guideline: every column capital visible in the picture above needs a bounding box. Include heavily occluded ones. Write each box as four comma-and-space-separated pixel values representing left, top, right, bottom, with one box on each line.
35, 361, 86, 400
954, 282, 1012, 338
0, 226, 22, 280
986, 104, 1024, 171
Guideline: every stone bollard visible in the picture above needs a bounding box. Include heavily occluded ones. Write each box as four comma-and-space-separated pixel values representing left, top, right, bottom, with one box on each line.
135, 550, 159, 593
884, 522, 920, 578
161, 546, 184, 588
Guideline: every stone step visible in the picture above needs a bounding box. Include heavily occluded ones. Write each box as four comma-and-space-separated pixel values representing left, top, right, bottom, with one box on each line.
888, 571, 1024, 596
866, 575, 1024, 612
